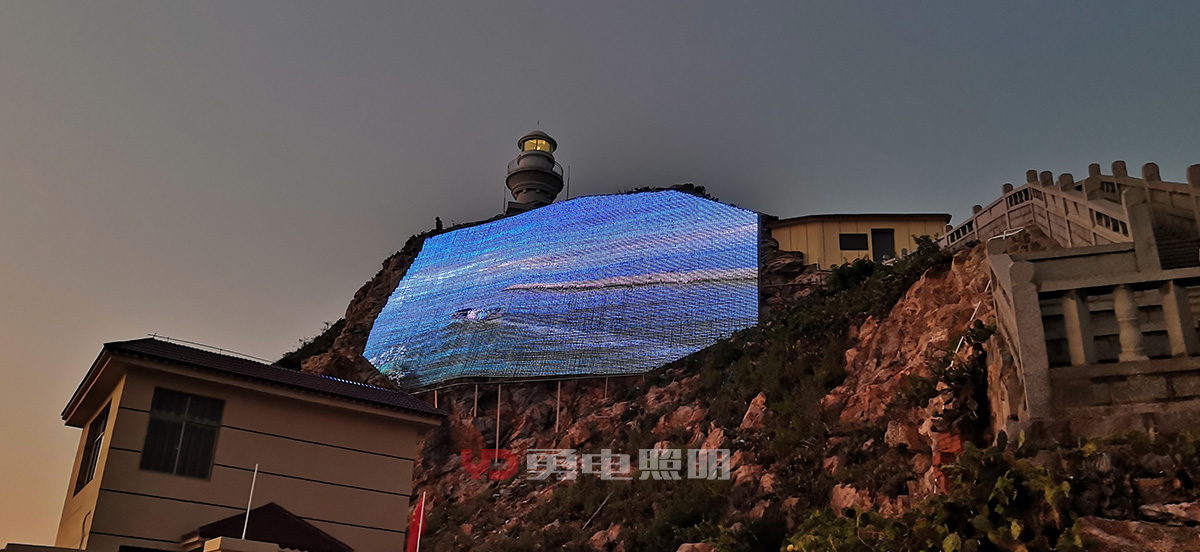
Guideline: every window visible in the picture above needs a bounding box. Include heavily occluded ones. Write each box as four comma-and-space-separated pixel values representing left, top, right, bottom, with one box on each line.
839, 233, 869, 251
522, 139, 551, 152
140, 388, 224, 479
74, 403, 110, 494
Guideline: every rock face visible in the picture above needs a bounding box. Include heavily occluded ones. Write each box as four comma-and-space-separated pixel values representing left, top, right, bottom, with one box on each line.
826, 245, 993, 426
739, 392, 767, 430
813, 245, 1002, 514
759, 232, 825, 314
1077, 516, 1200, 551
299, 233, 428, 388
287, 230, 1200, 550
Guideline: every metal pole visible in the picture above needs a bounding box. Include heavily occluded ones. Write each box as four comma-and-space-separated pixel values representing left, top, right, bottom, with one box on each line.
433, 389, 438, 409
603, 377, 608, 400
555, 381, 561, 434
495, 384, 502, 450
473, 384, 478, 419
414, 492, 426, 552
241, 464, 259, 539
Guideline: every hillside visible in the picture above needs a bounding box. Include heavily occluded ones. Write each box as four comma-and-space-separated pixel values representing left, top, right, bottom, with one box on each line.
288, 237, 1200, 551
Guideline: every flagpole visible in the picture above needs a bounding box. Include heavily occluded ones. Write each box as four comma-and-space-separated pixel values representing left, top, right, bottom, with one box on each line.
241, 464, 259, 539
414, 492, 426, 552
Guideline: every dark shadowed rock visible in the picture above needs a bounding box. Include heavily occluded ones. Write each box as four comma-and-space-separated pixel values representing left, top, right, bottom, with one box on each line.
1078, 516, 1200, 551
300, 234, 428, 385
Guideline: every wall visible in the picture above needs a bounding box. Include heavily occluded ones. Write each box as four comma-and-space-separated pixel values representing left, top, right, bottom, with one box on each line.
54, 372, 127, 550
67, 357, 427, 552
771, 217, 948, 269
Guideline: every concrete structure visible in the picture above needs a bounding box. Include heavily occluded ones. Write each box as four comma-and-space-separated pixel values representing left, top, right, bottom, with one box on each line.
504, 130, 564, 214
5, 537, 288, 552
941, 161, 1200, 268
949, 162, 1200, 438
46, 338, 442, 552
768, 213, 950, 269
202, 538, 280, 552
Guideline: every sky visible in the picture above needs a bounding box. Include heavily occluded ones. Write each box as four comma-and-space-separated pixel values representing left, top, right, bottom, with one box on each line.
1, 1, 1198, 544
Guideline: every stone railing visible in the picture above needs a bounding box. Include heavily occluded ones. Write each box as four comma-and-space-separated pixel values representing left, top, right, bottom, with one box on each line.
986, 197, 1200, 436
941, 165, 1147, 251
942, 162, 1200, 253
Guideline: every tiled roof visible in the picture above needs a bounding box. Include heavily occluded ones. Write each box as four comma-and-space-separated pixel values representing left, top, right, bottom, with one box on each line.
106, 337, 443, 418
188, 502, 354, 552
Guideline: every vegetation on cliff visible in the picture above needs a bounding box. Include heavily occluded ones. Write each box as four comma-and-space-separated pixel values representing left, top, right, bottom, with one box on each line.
415, 238, 957, 551
407, 235, 1200, 551
787, 429, 1200, 552
276, 319, 344, 370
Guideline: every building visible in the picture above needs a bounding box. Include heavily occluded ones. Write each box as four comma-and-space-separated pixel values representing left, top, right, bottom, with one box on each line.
39, 337, 442, 552
941, 161, 1200, 439
767, 213, 951, 270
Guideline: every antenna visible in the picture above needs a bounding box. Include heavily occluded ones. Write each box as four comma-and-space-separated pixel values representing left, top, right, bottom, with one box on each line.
241, 464, 259, 539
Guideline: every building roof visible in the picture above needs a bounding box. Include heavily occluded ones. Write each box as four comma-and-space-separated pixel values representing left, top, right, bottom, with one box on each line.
72, 337, 443, 419
186, 502, 353, 552
767, 212, 952, 228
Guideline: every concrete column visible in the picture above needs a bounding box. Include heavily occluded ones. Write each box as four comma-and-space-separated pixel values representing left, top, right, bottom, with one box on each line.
1159, 280, 1200, 357
1186, 164, 1200, 239
971, 205, 982, 242
1122, 188, 1161, 272
1112, 284, 1149, 362
1060, 290, 1097, 365
1010, 261, 1052, 419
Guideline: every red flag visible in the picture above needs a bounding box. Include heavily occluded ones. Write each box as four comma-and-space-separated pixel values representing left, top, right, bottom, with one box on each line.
406, 492, 427, 552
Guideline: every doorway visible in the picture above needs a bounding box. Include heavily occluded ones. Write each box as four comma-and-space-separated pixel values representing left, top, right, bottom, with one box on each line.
871, 229, 896, 263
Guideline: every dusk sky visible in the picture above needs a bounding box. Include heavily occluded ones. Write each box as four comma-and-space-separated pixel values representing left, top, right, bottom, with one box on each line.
2, 1, 1199, 544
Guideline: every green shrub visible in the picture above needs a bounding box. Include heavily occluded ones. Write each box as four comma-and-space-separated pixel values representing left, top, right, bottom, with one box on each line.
785, 442, 1081, 552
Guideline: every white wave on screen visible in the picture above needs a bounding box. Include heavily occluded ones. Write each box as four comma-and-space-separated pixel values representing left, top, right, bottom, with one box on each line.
503, 267, 756, 292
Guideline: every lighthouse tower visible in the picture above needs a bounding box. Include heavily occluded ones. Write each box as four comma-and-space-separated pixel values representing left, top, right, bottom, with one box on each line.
505, 130, 564, 214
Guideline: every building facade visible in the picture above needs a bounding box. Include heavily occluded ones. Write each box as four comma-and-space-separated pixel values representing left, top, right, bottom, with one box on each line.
944, 162, 1200, 439
767, 213, 951, 270
53, 338, 443, 552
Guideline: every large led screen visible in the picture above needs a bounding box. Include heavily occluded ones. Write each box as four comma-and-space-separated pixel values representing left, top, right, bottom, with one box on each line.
364, 190, 759, 389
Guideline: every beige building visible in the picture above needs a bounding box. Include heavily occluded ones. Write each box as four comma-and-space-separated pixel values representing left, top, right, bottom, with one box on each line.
768, 213, 951, 270
47, 337, 442, 552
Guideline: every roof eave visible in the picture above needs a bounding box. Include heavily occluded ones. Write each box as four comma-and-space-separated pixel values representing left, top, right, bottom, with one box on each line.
767, 212, 953, 228
108, 345, 445, 421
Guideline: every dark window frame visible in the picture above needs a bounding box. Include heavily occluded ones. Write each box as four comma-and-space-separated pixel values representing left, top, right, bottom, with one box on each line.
74, 403, 110, 494
139, 388, 224, 480
838, 233, 869, 251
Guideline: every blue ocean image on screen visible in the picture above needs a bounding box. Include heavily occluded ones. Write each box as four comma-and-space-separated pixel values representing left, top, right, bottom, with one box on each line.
363, 190, 759, 389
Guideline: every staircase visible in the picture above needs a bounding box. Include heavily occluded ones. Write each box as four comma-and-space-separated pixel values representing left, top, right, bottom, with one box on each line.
1153, 226, 1200, 269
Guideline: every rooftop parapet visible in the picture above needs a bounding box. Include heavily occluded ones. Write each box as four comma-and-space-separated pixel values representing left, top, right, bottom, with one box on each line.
942, 161, 1200, 253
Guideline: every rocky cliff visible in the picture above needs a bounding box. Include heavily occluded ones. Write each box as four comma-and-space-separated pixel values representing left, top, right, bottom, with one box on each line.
289, 229, 1200, 551
295, 232, 429, 388
400, 241, 963, 550
409, 242, 1200, 552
